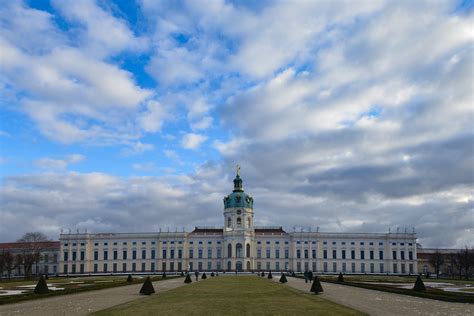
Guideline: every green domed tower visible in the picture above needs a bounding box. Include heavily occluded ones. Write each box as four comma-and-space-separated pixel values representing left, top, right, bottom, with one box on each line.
223, 166, 255, 272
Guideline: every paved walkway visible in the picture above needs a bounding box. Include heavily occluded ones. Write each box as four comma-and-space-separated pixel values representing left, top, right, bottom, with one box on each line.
0, 278, 185, 316
273, 277, 474, 316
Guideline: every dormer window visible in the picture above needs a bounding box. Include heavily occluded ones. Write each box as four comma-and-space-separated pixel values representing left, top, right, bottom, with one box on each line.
236, 209, 242, 215
237, 217, 242, 227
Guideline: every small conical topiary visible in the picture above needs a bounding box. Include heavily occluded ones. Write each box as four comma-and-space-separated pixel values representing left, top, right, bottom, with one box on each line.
337, 272, 344, 283
34, 275, 49, 294
267, 271, 273, 279
310, 276, 323, 294
279, 273, 288, 283
211, 272, 215, 277
162, 272, 167, 278
184, 274, 192, 283
292, 271, 296, 277
139, 277, 155, 295
261, 271, 265, 277
202, 272, 207, 279
413, 275, 426, 292
126, 274, 133, 282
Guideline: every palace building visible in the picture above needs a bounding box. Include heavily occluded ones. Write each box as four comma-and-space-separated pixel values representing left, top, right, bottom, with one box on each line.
58, 171, 418, 275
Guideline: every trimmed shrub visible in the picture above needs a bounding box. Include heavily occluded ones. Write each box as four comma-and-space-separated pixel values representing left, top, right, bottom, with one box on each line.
261, 271, 265, 277
126, 274, 133, 282
45, 275, 49, 280
414, 275, 426, 292
211, 272, 215, 277
184, 274, 192, 284
139, 277, 155, 295
337, 272, 344, 283
34, 275, 49, 294
279, 273, 288, 283
180, 271, 184, 277
310, 276, 323, 294
202, 273, 207, 279
162, 272, 167, 278
267, 271, 273, 279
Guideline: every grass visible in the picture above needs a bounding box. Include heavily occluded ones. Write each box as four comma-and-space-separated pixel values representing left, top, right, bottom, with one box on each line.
93, 276, 365, 316
0, 275, 177, 305
311, 275, 474, 303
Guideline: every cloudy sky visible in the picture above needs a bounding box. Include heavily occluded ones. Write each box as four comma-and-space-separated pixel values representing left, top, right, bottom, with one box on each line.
0, 0, 473, 248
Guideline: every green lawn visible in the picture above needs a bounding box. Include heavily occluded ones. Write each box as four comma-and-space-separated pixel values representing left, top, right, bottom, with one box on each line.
94, 276, 365, 316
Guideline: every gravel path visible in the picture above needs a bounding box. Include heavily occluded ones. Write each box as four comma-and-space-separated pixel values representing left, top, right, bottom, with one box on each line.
273, 277, 474, 316
0, 278, 185, 316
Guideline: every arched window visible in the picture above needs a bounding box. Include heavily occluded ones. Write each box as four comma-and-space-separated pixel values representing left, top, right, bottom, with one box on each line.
247, 217, 251, 227
227, 217, 231, 228
228, 243, 232, 258
236, 243, 243, 257
246, 261, 251, 271
246, 243, 250, 258
227, 261, 232, 271
237, 217, 242, 227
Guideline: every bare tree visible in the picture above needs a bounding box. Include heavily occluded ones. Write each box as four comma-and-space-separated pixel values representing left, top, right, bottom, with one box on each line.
0, 252, 4, 279
429, 249, 445, 279
3, 251, 15, 279
16, 232, 49, 279
460, 247, 473, 280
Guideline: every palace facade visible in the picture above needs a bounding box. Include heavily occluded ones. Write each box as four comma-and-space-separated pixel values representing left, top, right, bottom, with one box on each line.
58, 172, 418, 275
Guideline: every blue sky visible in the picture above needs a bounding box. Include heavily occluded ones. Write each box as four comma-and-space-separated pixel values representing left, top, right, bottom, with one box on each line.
0, 0, 473, 247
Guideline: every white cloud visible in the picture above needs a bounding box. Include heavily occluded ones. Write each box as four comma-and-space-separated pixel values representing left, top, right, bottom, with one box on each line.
191, 116, 213, 130
35, 154, 85, 170
181, 133, 207, 149
123, 142, 155, 155
138, 100, 167, 133
132, 162, 156, 172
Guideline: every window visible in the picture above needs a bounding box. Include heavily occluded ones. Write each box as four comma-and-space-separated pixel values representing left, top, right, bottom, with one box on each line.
351, 250, 355, 260
237, 217, 242, 227
94, 251, 98, 261
208, 248, 212, 258
123, 250, 127, 260
323, 250, 327, 259
236, 244, 243, 257
228, 244, 232, 258
113, 250, 118, 260
94, 264, 98, 273
297, 249, 301, 259
151, 262, 155, 272
266, 241, 270, 245
409, 251, 413, 260
369, 242, 374, 245
332, 250, 337, 259
142, 250, 146, 259
305, 249, 309, 259
401, 263, 406, 274
171, 249, 175, 259
361, 263, 365, 273
360, 250, 365, 260
227, 217, 231, 227
178, 249, 182, 259
351, 242, 355, 245
257, 248, 262, 258
370, 263, 374, 273
104, 263, 108, 273
123, 262, 127, 272
72, 251, 77, 261
198, 249, 203, 259
275, 249, 280, 259
360, 242, 364, 245
285, 249, 289, 259
351, 262, 356, 273
393, 263, 398, 273
103, 251, 108, 260
247, 218, 251, 227
80, 251, 85, 261
151, 249, 156, 259
208, 262, 212, 270
333, 262, 337, 272
276, 262, 280, 271
246, 244, 250, 258
94, 243, 99, 246
189, 249, 194, 259
323, 241, 327, 245
217, 248, 221, 258
142, 262, 146, 272
104, 243, 108, 246
379, 251, 383, 260
64, 251, 69, 261
392, 251, 397, 260
323, 262, 328, 272
342, 262, 346, 273
142, 241, 146, 245
132, 262, 137, 272
409, 263, 414, 274
312, 249, 316, 259
162, 249, 167, 259
379, 242, 383, 246
400, 251, 405, 260
341, 250, 346, 259
266, 248, 271, 259
370, 250, 374, 260
332, 241, 336, 245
